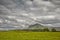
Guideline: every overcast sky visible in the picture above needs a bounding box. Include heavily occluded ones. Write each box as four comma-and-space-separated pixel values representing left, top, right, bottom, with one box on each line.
0, 0, 60, 30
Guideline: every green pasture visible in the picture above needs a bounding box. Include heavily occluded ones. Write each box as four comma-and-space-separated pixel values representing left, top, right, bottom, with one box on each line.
0, 31, 60, 40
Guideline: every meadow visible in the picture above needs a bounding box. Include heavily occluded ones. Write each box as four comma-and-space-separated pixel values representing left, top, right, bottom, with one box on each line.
0, 31, 60, 40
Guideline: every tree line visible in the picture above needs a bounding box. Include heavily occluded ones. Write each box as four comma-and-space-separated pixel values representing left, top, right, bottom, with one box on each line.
22, 28, 57, 32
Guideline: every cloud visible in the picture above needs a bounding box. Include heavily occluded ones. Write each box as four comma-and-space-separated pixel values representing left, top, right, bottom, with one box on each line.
0, 0, 60, 30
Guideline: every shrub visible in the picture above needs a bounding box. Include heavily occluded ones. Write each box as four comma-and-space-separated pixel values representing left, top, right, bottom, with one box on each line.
51, 28, 56, 32
43, 28, 50, 32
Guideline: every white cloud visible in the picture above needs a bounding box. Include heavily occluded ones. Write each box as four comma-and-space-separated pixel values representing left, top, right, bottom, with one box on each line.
42, 15, 55, 19
43, 24, 53, 27
16, 19, 25, 22
36, 15, 56, 20
7, 16, 16, 19
26, 0, 32, 5
0, 19, 3, 23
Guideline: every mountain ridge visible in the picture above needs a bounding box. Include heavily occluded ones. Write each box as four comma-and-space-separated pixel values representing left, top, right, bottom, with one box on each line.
28, 23, 60, 31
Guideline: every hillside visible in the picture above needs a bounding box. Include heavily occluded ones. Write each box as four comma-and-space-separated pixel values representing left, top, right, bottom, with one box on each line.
28, 23, 60, 31
28, 23, 44, 29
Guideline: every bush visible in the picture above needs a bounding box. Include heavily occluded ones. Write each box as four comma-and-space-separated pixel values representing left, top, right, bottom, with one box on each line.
51, 28, 56, 32
43, 28, 50, 32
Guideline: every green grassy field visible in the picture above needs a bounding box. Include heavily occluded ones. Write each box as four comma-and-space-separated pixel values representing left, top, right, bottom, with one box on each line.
0, 31, 60, 40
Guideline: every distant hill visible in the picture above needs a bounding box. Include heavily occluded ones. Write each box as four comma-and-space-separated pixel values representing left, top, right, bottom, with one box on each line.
28, 23, 44, 29
28, 23, 47, 30
28, 23, 60, 31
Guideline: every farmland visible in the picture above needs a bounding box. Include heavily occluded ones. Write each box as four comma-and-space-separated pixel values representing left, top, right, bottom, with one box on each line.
0, 31, 60, 40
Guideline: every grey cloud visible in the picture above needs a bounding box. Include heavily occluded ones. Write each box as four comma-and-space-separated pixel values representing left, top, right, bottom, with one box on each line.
0, 0, 60, 30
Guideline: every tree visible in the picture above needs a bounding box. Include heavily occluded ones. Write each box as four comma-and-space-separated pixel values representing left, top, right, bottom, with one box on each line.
43, 28, 49, 32
51, 28, 56, 32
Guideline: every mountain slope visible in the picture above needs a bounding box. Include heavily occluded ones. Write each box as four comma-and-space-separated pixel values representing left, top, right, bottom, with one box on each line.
28, 23, 60, 31
28, 23, 46, 29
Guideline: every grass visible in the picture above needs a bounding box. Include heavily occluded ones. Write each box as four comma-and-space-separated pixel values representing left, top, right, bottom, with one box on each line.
0, 31, 60, 40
